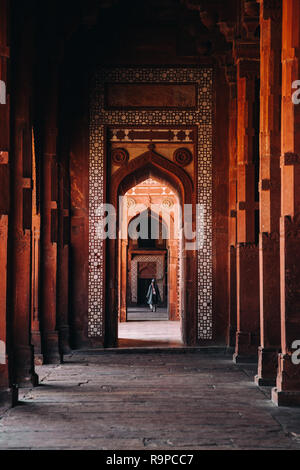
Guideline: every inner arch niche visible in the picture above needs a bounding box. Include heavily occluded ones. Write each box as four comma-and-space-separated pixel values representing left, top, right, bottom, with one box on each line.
107, 147, 194, 346
117, 173, 184, 340
125, 208, 170, 309
88, 66, 213, 346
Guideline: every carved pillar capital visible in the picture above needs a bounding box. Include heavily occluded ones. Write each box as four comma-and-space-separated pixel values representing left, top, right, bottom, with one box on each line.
242, 1, 260, 40
261, 0, 282, 22
234, 41, 260, 69
217, 21, 236, 43
281, 152, 300, 167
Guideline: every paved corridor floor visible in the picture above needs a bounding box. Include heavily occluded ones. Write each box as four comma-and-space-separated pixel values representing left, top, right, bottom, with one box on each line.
126, 307, 169, 322
118, 320, 182, 348
1, 351, 300, 450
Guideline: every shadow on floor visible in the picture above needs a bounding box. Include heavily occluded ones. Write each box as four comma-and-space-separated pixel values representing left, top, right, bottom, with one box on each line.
117, 338, 183, 348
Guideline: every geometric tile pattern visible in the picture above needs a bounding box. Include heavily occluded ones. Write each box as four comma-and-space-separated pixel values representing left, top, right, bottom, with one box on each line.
89, 67, 213, 340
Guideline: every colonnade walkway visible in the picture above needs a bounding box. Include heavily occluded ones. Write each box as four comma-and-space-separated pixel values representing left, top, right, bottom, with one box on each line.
1, 351, 300, 450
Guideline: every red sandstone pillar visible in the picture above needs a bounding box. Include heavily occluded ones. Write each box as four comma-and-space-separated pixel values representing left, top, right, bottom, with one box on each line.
255, 0, 282, 386
119, 240, 128, 323
168, 240, 178, 321
10, 6, 38, 386
226, 68, 238, 347
272, 0, 300, 406
31, 133, 43, 365
69, 118, 90, 348
41, 136, 60, 363
67, 71, 90, 348
0, 215, 13, 406
233, 41, 260, 363
57, 141, 71, 355
0, 0, 15, 407
183, 212, 197, 346
40, 65, 61, 364
70, 211, 89, 347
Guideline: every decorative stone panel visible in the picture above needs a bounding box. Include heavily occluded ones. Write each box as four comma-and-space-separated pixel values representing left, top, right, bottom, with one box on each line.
89, 67, 213, 340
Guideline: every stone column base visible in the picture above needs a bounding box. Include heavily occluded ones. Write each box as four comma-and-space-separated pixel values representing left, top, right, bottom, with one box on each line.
14, 346, 39, 387
233, 331, 259, 363
0, 386, 18, 413
233, 353, 257, 364
271, 353, 300, 406
42, 331, 62, 364
15, 372, 39, 388
228, 327, 236, 348
255, 375, 276, 386
69, 327, 91, 350
272, 388, 300, 407
254, 347, 279, 386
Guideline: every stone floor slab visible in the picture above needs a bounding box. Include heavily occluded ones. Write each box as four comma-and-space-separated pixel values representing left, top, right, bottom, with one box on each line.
0, 352, 300, 450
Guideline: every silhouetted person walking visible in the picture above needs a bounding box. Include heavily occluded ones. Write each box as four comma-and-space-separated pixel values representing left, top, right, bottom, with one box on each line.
146, 278, 161, 312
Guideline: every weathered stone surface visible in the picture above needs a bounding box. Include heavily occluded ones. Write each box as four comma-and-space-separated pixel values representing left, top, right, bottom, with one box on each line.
0, 352, 299, 450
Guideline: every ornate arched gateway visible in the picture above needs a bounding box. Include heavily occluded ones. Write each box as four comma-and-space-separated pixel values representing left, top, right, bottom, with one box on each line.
108, 147, 193, 346
88, 67, 213, 347
122, 188, 180, 322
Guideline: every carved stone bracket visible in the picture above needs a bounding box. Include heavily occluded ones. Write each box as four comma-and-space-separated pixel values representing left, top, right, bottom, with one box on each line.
237, 242, 259, 259
281, 153, 300, 167
283, 214, 300, 239
242, 1, 259, 40
260, 231, 280, 250
259, 179, 280, 192
218, 21, 236, 43
236, 57, 260, 78
260, 179, 271, 191
261, 0, 282, 22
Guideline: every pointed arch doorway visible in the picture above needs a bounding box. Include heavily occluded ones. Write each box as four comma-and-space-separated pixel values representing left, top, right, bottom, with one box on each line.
123, 207, 171, 314
88, 67, 213, 348
106, 146, 197, 347
119, 180, 180, 344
